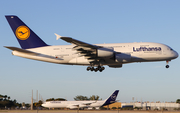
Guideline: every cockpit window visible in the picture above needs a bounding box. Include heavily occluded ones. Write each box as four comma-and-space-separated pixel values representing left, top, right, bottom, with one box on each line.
166, 45, 174, 51
167, 48, 173, 51
169, 47, 173, 51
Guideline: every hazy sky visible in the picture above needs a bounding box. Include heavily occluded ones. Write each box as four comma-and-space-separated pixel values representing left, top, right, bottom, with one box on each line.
0, 0, 180, 103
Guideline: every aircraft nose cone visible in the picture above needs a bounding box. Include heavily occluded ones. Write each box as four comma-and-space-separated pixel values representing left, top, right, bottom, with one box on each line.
41, 104, 45, 107
174, 51, 178, 59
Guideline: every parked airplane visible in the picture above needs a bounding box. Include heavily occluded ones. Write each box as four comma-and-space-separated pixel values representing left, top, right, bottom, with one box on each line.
42, 90, 119, 109
5, 15, 178, 72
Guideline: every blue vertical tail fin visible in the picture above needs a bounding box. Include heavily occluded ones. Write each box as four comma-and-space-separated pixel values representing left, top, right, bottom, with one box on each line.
5, 15, 48, 49
102, 90, 119, 106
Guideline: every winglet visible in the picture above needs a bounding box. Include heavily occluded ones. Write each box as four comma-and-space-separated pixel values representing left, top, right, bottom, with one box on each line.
55, 33, 62, 40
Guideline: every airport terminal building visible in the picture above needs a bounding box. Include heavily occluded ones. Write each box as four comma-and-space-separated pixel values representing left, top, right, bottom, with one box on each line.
121, 102, 180, 111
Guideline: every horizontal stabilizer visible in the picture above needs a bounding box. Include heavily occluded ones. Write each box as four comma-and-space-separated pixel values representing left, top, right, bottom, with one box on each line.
4, 46, 38, 55
4, 46, 63, 63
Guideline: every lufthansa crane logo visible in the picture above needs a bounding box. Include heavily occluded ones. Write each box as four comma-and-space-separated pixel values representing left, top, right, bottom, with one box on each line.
111, 94, 116, 100
16, 26, 30, 40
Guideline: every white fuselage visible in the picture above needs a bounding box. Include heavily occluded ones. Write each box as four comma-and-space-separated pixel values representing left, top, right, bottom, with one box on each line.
12, 42, 178, 66
42, 90, 119, 109
42, 100, 105, 109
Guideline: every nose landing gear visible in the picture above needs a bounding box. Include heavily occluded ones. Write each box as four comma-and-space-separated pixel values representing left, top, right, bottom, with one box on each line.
86, 66, 105, 72
166, 61, 170, 68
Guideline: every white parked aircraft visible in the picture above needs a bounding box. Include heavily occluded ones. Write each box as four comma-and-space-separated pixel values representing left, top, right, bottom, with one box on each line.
42, 90, 119, 109
5, 15, 178, 72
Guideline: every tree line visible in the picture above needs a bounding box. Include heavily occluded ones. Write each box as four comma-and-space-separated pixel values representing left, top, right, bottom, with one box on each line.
0, 93, 101, 109
0, 94, 21, 109
74, 95, 101, 101
45, 95, 101, 101
3, 93, 180, 110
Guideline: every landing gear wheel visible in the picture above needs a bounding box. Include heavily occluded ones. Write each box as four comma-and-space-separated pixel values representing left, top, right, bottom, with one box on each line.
91, 67, 94, 71
99, 69, 103, 72
95, 68, 98, 72
101, 67, 105, 70
166, 61, 170, 69
166, 65, 169, 68
87, 67, 91, 71
86, 66, 105, 72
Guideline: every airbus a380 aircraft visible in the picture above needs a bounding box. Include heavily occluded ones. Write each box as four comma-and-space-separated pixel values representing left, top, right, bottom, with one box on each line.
42, 90, 119, 109
5, 15, 178, 72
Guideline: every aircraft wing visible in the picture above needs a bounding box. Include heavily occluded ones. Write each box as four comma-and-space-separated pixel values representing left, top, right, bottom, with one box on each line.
61, 37, 100, 49
67, 102, 95, 109
82, 101, 96, 105
55, 33, 105, 63
66, 104, 79, 109
55, 33, 101, 49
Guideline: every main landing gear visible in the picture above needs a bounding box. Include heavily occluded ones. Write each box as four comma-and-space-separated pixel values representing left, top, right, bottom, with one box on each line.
166, 61, 170, 68
87, 66, 105, 72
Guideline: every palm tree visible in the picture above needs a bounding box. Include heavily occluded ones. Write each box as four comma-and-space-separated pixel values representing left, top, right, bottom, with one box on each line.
89, 95, 100, 100
8, 96, 10, 100
0, 95, 3, 101
55, 98, 66, 101
74, 95, 89, 101
4, 95, 7, 100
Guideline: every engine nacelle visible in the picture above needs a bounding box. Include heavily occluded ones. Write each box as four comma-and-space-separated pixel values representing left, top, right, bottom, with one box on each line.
115, 53, 131, 63
79, 104, 88, 108
97, 47, 114, 58
68, 104, 87, 109
68, 106, 78, 109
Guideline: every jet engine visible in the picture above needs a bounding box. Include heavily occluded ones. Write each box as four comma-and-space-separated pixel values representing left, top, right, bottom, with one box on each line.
115, 53, 131, 63
96, 47, 114, 58
68, 104, 87, 109
68, 105, 78, 109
